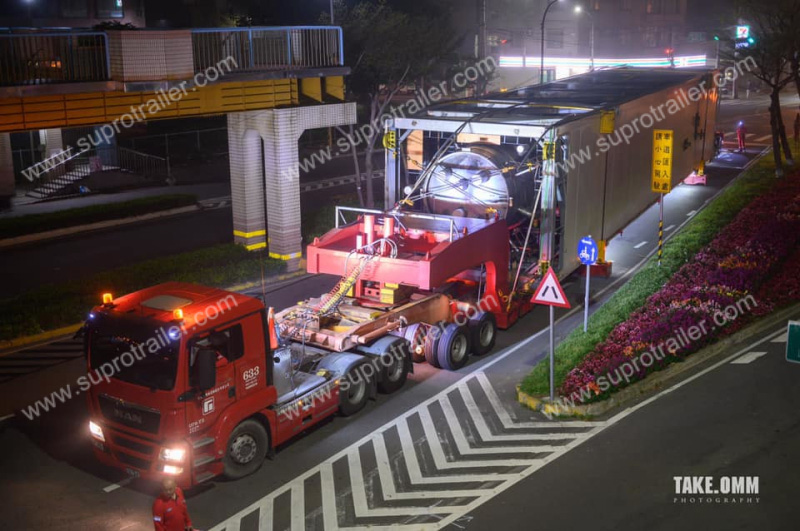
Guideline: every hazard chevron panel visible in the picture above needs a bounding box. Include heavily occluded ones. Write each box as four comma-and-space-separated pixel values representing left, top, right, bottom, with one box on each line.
210, 372, 608, 531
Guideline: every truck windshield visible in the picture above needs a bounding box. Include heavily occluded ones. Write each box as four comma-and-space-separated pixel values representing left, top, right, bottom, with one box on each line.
88, 319, 180, 391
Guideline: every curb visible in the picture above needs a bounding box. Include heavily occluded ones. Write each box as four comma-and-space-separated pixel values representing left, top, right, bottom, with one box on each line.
0, 204, 201, 250
0, 258, 309, 356
0, 323, 84, 355
517, 302, 800, 418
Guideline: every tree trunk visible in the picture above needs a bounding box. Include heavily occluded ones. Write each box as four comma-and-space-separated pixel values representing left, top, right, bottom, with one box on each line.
774, 91, 794, 166
769, 89, 785, 177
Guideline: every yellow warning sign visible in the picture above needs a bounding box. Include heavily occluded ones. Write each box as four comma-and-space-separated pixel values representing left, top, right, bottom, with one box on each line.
652, 129, 673, 194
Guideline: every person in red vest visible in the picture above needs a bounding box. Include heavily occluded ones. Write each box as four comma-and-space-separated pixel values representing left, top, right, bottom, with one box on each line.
153, 477, 194, 531
736, 121, 747, 152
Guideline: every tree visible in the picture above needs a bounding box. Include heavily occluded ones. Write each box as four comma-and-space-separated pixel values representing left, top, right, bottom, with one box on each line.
738, 0, 799, 176
326, 0, 460, 208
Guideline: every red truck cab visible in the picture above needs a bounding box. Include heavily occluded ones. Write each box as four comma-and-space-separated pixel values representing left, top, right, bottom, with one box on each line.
84, 282, 383, 487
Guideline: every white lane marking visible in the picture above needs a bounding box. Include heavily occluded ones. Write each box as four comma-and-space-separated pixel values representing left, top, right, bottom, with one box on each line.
731, 351, 768, 364
373, 436, 492, 500
633, 241, 648, 249
0, 414, 14, 422
754, 134, 772, 143
665, 225, 676, 232
103, 477, 133, 493
686, 210, 697, 217
349, 448, 458, 517
746, 133, 756, 138
291, 482, 305, 531
771, 333, 788, 343
257, 495, 273, 531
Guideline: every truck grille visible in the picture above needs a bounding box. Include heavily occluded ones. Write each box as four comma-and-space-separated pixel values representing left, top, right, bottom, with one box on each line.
111, 433, 155, 456
98, 394, 161, 434
115, 451, 151, 471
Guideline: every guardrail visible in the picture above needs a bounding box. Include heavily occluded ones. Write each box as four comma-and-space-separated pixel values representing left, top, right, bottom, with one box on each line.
0, 31, 109, 86
191, 26, 344, 74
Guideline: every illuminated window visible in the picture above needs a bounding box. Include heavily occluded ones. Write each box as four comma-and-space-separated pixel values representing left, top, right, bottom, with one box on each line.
593, 0, 601, 10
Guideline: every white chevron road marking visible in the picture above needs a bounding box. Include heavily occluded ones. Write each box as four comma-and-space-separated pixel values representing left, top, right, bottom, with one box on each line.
210, 371, 611, 531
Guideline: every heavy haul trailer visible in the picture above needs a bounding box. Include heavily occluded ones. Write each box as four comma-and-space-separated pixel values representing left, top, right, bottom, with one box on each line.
83, 213, 530, 487
384, 68, 719, 277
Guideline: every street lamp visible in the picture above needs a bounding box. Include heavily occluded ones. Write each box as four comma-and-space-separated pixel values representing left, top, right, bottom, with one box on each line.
574, 5, 595, 71
540, 0, 563, 85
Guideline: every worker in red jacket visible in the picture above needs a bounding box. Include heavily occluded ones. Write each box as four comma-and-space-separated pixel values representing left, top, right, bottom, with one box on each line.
736, 121, 747, 152
153, 477, 193, 531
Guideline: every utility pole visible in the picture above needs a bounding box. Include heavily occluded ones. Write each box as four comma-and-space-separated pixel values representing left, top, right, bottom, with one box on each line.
330, 0, 335, 24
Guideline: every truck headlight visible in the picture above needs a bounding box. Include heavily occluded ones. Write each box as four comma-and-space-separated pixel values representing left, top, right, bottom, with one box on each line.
160, 447, 186, 463
162, 465, 183, 475
89, 421, 105, 442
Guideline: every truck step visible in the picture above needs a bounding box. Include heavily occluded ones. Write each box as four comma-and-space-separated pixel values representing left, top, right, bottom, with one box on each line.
191, 436, 214, 449
193, 454, 216, 467
195, 471, 216, 484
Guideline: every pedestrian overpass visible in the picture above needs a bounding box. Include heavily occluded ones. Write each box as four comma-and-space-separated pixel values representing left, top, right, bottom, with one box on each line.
0, 26, 356, 264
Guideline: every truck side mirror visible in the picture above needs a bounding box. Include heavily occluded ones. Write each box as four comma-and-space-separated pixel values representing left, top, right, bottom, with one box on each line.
195, 349, 217, 391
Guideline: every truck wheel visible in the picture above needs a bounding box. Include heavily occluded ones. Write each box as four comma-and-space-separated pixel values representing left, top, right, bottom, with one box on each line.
404, 323, 427, 363
424, 324, 443, 368
339, 363, 370, 416
469, 311, 497, 356
223, 419, 268, 479
437, 324, 471, 371
377, 343, 409, 395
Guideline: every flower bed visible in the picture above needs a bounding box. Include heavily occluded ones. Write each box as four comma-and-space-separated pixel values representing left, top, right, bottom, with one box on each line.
558, 175, 800, 402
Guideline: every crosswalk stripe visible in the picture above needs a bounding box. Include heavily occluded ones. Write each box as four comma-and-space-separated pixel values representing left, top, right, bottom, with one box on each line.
731, 351, 767, 364
754, 134, 772, 143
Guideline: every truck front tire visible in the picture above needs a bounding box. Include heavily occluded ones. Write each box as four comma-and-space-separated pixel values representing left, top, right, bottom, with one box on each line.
223, 419, 269, 480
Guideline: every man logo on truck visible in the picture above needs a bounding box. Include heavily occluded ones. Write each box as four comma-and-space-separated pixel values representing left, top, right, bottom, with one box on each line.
113, 408, 143, 425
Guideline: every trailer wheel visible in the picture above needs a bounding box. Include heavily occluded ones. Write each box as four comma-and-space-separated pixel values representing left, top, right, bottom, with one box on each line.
339, 362, 370, 416
437, 324, 471, 371
223, 419, 269, 479
469, 311, 497, 356
424, 324, 444, 368
377, 342, 409, 395
403, 323, 427, 363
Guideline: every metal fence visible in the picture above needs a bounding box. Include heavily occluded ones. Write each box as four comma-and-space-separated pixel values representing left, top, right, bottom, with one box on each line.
0, 31, 110, 86
191, 26, 343, 74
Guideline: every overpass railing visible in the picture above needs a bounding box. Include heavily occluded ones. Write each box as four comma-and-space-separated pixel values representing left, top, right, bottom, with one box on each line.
191, 26, 344, 74
0, 31, 110, 86
0, 26, 343, 88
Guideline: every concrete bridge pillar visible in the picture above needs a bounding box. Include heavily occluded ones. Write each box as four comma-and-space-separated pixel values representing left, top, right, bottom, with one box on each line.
41, 128, 64, 158
0, 133, 13, 210
227, 103, 355, 270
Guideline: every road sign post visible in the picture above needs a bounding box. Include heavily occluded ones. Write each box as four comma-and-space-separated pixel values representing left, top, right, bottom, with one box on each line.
652, 130, 673, 267
531, 268, 571, 401
577, 236, 598, 332
787, 321, 800, 364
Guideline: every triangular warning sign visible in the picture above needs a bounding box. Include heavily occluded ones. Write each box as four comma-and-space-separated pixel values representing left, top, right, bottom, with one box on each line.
531, 268, 571, 308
